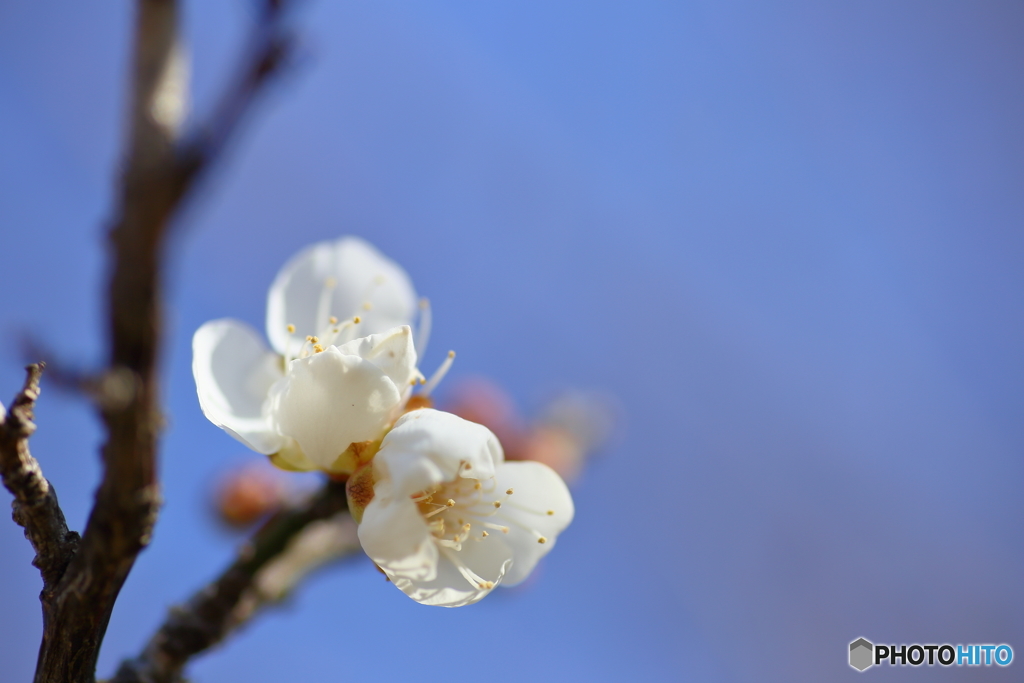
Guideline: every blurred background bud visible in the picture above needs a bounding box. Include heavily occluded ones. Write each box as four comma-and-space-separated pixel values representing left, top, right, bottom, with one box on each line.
442, 377, 619, 482
442, 377, 526, 459
214, 461, 290, 528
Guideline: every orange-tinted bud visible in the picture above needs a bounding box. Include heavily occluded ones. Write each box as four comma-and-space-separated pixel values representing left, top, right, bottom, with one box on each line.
216, 463, 287, 527
521, 426, 585, 482
442, 377, 525, 459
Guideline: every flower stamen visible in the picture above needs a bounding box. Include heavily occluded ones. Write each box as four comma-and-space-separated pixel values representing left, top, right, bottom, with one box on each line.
415, 297, 432, 358
292, 335, 318, 360
440, 546, 492, 589
320, 316, 361, 347
421, 350, 455, 396
406, 463, 555, 597
315, 277, 337, 336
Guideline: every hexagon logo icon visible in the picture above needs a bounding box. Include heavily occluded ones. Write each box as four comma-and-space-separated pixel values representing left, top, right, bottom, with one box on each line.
849, 638, 874, 671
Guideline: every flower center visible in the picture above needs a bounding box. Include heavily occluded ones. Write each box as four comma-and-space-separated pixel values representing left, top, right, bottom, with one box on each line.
409, 474, 504, 589
282, 279, 438, 365
405, 463, 558, 591
279, 278, 452, 416
279, 276, 381, 362
413, 464, 553, 541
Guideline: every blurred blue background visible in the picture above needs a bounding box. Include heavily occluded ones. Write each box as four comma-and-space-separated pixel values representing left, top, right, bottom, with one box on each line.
2, 2, 1022, 681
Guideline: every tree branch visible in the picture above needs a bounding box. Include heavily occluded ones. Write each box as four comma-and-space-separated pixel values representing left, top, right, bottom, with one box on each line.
0, 364, 81, 589
32, 3, 182, 679
28, 2, 298, 682
112, 481, 351, 683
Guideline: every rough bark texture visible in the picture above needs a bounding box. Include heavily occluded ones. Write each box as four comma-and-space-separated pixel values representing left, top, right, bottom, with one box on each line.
0, 2, 296, 682
112, 481, 350, 683
31, 3, 180, 679
0, 365, 81, 596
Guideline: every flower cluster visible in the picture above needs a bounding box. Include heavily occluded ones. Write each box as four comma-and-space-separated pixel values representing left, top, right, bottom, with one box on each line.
193, 237, 573, 606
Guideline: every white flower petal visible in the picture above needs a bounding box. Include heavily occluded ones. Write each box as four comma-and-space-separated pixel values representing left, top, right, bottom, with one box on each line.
358, 480, 439, 583
266, 237, 417, 356
355, 410, 572, 605
491, 461, 575, 586
192, 319, 284, 454
335, 325, 418, 392
268, 346, 400, 469
392, 532, 513, 607
375, 409, 503, 498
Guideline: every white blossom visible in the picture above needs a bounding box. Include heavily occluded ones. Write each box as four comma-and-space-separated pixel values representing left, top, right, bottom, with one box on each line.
351, 409, 574, 607
266, 236, 419, 360
192, 237, 424, 473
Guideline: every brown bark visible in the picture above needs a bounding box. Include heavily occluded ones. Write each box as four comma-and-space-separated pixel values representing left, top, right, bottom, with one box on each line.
0, 2, 297, 681
0, 364, 81, 601
112, 481, 350, 683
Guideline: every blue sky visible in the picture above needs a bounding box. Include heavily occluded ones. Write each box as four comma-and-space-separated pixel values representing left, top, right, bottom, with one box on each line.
1, 2, 1022, 681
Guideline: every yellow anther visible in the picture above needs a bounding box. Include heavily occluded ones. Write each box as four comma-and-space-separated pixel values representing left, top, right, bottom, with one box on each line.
329, 316, 338, 325
462, 523, 471, 531
501, 526, 509, 534
447, 350, 456, 359
474, 482, 482, 490
313, 344, 324, 353
481, 531, 489, 537
353, 316, 361, 324
493, 501, 502, 509
546, 510, 555, 516
306, 335, 314, 342
506, 488, 514, 495
537, 537, 547, 544
464, 463, 472, 470
310, 336, 319, 343
286, 324, 296, 333
446, 499, 455, 507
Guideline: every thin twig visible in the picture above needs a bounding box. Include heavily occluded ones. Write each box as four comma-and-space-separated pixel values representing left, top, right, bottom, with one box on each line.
112, 481, 351, 683
27, 2, 298, 682
0, 364, 81, 589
